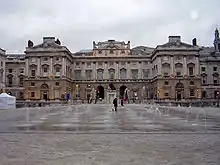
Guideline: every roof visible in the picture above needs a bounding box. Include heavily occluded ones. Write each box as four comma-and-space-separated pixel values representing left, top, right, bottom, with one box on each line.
6, 54, 25, 59
131, 46, 154, 56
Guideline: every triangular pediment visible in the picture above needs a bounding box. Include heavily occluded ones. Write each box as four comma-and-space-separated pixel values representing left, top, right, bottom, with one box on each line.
32, 42, 62, 49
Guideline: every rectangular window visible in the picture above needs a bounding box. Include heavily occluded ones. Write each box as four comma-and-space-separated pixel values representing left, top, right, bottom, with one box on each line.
201, 67, 206, 72
202, 80, 206, 84
164, 93, 169, 97
190, 81, 194, 85
165, 81, 169, 85
56, 57, 59, 61
131, 69, 138, 80
190, 89, 195, 96
74, 70, 81, 80
213, 67, 217, 71
214, 79, 218, 84
97, 69, 103, 80
19, 77, 24, 87
1, 61, 3, 67
189, 67, 194, 76
75, 62, 80, 68
31, 82, 35, 86
55, 67, 60, 72
163, 72, 169, 77
43, 68, 48, 72
9, 69, 13, 73
177, 72, 181, 76
120, 69, 127, 80
31, 92, 35, 97
31, 70, 35, 77
55, 82, 59, 86
86, 70, 92, 80
143, 69, 149, 79
20, 68, 24, 74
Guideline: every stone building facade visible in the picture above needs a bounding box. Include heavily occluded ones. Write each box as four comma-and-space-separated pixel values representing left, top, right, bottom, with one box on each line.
5, 54, 25, 99
24, 37, 72, 101
0, 29, 220, 104
199, 28, 220, 99
0, 48, 6, 92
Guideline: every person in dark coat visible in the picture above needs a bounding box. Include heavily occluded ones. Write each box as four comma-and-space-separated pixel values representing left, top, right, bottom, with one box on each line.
113, 98, 118, 112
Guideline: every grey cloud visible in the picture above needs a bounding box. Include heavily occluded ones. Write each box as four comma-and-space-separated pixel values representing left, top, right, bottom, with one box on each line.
0, 0, 220, 53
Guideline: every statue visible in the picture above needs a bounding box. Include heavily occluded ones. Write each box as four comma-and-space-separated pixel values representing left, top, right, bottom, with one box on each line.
93, 41, 96, 48
28, 40, 34, 48
55, 39, 61, 45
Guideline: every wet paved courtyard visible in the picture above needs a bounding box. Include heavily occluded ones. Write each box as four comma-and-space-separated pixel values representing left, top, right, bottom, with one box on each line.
0, 104, 220, 164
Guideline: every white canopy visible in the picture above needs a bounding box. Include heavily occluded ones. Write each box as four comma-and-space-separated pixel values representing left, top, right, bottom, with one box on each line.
0, 93, 16, 109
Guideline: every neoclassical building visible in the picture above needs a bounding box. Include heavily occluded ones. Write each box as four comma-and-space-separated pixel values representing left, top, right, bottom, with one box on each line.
1, 29, 220, 105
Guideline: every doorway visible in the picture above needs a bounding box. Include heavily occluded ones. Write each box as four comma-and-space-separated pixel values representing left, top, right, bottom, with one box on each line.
119, 85, 127, 99
96, 85, 104, 99
41, 91, 48, 100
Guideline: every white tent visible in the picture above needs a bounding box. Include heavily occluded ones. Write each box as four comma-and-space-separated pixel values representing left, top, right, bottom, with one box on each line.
0, 93, 16, 109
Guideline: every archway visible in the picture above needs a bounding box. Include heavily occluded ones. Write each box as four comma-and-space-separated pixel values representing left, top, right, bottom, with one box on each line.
175, 83, 184, 100
96, 85, 104, 99
40, 83, 49, 100
202, 91, 206, 98
119, 85, 127, 99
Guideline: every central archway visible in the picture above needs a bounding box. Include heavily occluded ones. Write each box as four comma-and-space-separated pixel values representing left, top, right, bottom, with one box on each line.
175, 82, 184, 100
96, 85, 104, 99
119, 85, 127, 99
40, 83, 49, 100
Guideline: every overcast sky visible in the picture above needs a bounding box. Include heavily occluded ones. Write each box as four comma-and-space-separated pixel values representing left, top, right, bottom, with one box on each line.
0, 0, 220, 53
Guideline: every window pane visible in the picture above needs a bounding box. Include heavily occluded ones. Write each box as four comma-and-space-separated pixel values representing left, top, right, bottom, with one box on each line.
120, 69, 126, 79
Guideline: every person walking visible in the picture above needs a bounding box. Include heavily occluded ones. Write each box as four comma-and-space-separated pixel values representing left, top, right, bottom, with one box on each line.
113, 97, 118, 112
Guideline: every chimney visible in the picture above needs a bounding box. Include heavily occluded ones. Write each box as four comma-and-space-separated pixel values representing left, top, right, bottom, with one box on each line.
168, 36, 181, 43
192, 38, 197, 46
43, 37, 55, 44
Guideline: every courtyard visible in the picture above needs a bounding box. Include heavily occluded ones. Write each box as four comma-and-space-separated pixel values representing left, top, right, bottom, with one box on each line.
0, 104, 220, 164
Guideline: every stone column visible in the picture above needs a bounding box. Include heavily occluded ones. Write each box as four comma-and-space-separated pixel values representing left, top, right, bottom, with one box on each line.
25, 59, 29, 77
37, 58, 40, 77
49, 57, 53, 77
62, 57, 65, 76
158, 57, 162, 75
127, 62, 131, 79
82, 62, 85, 80
183, 56, 187, 75
104, 62, 108, 79
195, 57, 199, 75
171, 56, 174, 74
138, 62, 142, 79
116, 62, 119, 79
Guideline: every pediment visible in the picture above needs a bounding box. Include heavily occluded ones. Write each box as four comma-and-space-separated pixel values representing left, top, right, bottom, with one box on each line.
32, 42, 62, 49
